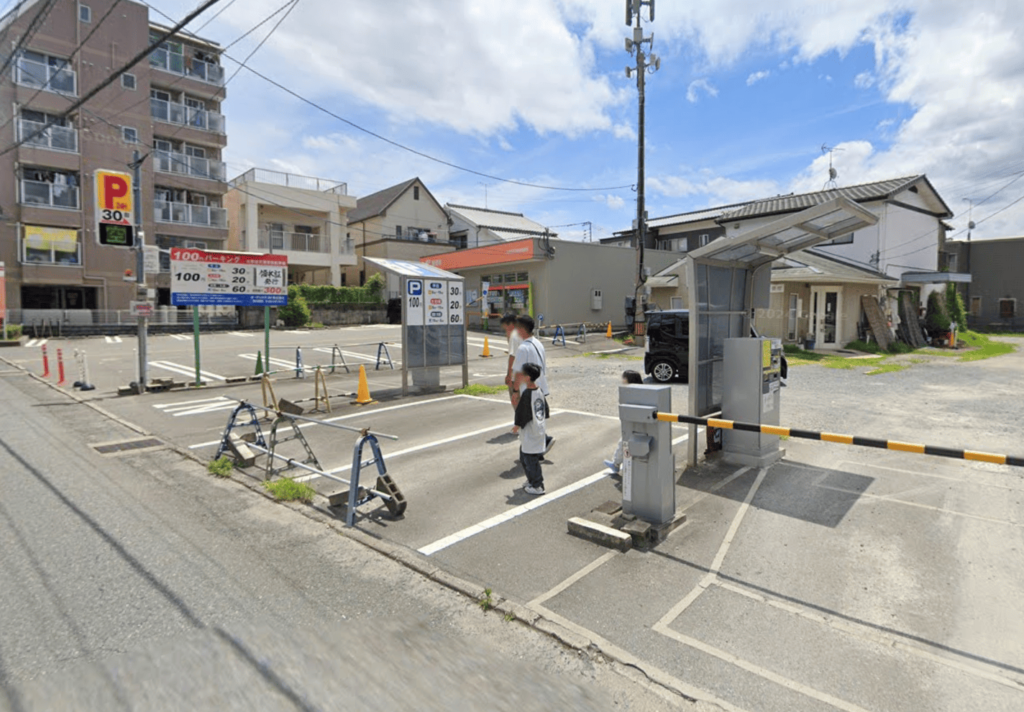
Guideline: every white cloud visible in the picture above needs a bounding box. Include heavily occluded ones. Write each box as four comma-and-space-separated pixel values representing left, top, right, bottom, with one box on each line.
686, 79, 718, 103
613, 123, 638, 140
604, 194, 626, 209
746, 70, 771, 85
648, 171, 779, 205
854, 71, 875, 89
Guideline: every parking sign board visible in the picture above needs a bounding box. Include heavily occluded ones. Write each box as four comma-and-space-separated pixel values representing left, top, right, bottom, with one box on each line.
94, 169, 136, 248
406, 279, 424, 326
170, 248, 288, 307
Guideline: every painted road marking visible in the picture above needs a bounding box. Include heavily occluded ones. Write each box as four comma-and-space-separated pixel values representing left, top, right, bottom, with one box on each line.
228, 331, 253, 337
169, 334, 191, 341
187, 395, 463, 450
104, 335, 123, 344
239, 353, 296, 370
288, 330, 310, 334
418, 432, 694, 557
154, 396, 238, 417
313, 347, 403, 366
24, 339, 48, 347
149, 360, 227, 381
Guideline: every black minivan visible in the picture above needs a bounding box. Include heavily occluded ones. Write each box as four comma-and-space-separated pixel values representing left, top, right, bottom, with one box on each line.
644, 309, 689, 383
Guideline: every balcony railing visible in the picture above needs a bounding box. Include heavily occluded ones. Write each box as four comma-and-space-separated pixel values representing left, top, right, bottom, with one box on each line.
14, 56, 76, 95
17, 119, 78, 153
154, 149, 226, 181
150, 97, 225, 134
149, 47, 224, 85
21, 179, 79, 210
154, 200, 227, 228
229, 167, 347, 195
257, 230, 330, 254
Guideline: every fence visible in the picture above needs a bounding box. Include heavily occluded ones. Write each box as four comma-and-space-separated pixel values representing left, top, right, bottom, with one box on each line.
10, 309, 237, 329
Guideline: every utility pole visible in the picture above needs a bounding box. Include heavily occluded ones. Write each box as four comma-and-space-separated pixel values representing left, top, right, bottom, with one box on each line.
625, 0, 659, 347
131, 150, 148, 394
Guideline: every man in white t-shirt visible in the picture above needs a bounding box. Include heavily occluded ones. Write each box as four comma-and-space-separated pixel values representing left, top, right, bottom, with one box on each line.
512, 315, 554, 454
501, 314, 523, 410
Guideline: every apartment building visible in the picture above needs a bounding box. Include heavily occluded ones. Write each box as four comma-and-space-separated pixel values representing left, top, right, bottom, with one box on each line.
0, 0, 229, 318
225, 167, 357, 286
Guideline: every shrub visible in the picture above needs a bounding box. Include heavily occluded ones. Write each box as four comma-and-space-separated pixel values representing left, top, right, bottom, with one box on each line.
945, 282, 967, 331
924, 291, 951, 337
2, 324, 21, 340
278, 286, 311, 327
263, 478, 316, 502
290, 279, 386, 305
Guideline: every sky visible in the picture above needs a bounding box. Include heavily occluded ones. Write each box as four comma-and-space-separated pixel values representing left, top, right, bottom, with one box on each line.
153, 0, 1024, 243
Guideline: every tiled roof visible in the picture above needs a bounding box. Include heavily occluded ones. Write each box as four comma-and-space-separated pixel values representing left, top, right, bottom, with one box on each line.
720, 176, 925, 221
447, 204, 552, 237
348, 178, 419, 223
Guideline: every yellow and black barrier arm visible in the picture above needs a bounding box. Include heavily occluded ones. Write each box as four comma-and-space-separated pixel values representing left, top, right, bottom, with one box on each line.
655, 413, 1024, 468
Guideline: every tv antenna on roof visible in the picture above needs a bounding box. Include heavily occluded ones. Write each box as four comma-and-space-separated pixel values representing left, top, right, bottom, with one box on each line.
821, 143, 842, 189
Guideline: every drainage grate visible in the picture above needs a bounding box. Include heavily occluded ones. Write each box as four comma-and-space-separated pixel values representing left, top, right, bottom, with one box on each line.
92, 438, 164, 455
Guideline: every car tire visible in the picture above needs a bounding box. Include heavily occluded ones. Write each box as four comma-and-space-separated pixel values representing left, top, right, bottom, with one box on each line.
650, 360, 676, 383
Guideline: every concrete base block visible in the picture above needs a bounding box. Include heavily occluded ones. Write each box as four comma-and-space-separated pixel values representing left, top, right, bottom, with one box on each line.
723, 448, 785, 468
567, 517, 633, 552
649, 512, 688, 545
227, 434, 256, 468
277, 399, 305, 415
621, 519, 652, 548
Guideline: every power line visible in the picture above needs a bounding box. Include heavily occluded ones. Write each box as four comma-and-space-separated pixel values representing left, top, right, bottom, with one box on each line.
0, 0, 58, 79
0, 0, 128, 139
0, 0, 227, 157
141, 1, 634, 194
222, 0, 298, 85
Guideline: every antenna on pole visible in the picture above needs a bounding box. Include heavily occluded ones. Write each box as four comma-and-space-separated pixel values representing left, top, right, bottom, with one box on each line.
821, 143, 842, 189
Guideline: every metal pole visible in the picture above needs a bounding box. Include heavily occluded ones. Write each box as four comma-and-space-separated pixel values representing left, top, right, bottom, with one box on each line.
192, 305, 201, 386
132, 150, 148, 393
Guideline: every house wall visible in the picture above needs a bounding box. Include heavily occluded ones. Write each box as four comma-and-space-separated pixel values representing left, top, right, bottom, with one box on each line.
447, 211, 507, 248
755, 282, 883, 346
948, 238, 1024, 330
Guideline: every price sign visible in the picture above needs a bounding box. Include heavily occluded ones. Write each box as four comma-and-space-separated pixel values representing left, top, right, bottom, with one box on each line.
448, 281, 463, 325
170, 248, 288, 306
95, 169, 136, 248
425, 280, 447, 325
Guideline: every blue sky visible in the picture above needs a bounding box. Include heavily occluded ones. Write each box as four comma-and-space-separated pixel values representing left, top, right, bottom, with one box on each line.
155, 0, 1024, 242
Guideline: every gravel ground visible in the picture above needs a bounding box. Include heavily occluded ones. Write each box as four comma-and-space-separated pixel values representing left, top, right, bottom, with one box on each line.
540, 337, 1023, 457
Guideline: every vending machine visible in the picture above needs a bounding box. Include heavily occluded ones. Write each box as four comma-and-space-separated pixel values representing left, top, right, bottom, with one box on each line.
721, 337, 784, 467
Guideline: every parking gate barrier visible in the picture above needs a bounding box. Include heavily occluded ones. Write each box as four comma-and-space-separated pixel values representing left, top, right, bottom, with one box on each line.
41, 345, 50, 377
654, 412, 1024, 468
56, 349, 66, 386
575, 324, 587, 343
329, 345, 350, 374
553, 325, 567, 347
264, 414, 322, 480
375, 342, 394, 370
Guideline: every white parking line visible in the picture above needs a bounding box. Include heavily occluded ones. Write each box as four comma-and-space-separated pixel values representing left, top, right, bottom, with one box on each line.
418, 432, 693, 556
169, 334, 191, 341
24, 338, 47, 347
228, 331, 253, 337
104, 335, 123, 344
149, 360, 227, 381
238, 353, 296, 370
154, 396, 238, 417
187, 395, 463, 449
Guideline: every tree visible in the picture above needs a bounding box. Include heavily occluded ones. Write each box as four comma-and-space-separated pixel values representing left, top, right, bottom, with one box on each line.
924, 291, 951, 337
278, 286, 311, 327
945, 282, 967, 331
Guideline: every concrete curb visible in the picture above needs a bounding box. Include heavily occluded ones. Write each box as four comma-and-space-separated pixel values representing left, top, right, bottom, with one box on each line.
2, 353, 709, 710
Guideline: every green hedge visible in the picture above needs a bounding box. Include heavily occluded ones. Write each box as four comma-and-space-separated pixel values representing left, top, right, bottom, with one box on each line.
292, 273, 385, 305
2, 324, 21, 340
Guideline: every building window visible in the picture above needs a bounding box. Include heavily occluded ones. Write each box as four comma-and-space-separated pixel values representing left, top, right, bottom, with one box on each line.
17, 109, 77, 152
945, 253, 958, 272
121, 72, 136, 90
413, 186, 420, 200
999, 299, 1016, 319
122, 127, 138, 143
20, 167, 79, 210
79, 3, 91, 22
699, 234, 710, 247
22, 226, 80, 265
15, 50, 76, 95
395, 225, 403, 238
970, 297, 982, 318
824, 233, 854, 245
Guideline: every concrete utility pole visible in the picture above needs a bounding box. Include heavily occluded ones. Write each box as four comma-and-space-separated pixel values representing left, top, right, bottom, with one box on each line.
625, 0, 659, 346
131, 150, 148, 393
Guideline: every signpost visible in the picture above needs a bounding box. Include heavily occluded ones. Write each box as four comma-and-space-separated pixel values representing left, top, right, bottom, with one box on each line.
170, 248, 288, 386
0, 261, 6, 341
402, 275, 466, 394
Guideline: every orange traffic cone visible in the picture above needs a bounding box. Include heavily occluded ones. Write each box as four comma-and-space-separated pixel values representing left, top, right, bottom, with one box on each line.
481, 337, 493, 357
351, 365, 376, 406
606, 322, 613, 338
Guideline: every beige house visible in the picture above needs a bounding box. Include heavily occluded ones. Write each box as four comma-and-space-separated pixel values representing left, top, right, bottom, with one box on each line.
225, 168, 356, 286
343, 177, 454, 295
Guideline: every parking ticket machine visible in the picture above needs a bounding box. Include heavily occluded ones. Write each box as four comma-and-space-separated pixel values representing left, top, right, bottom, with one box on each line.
721, 337, 784, 467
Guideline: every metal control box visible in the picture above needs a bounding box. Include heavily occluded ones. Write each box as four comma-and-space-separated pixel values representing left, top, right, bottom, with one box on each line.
617, 384, 674, 525
722, 337, 784, 467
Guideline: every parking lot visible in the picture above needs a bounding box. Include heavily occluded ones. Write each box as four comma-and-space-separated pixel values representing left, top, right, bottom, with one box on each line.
4, 328, 1024, 711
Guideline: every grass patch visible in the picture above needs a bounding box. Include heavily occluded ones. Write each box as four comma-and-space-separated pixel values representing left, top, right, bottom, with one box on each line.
309, 322, 326, 329
454, 383, 507, 396
844, 339, 883, 354
866, 362, 909, 376
584, 351, 643, 360
207, 456, 233, 477
262, 478, 317, 503
783, 345, 828, 365
479, 588, 495, 612
958, 331, 1016, 362
821, 356, 885, 370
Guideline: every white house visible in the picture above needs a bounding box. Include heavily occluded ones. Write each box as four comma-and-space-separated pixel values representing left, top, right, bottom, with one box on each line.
446, 204, 554, 250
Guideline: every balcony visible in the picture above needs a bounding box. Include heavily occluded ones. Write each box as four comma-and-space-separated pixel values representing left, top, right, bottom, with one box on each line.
154, 200, 227, 228
17, 119, 78, 153
150, 97, 225, 134
15, 56, 76, 95
257, 229, 332, 254
21, 179, 79, 210
230, 167, 347, 195
149, 47, 224, 85
154, 149, 226, 181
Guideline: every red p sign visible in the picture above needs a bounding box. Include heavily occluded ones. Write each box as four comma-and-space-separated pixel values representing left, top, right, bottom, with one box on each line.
95, 169, 133, 221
